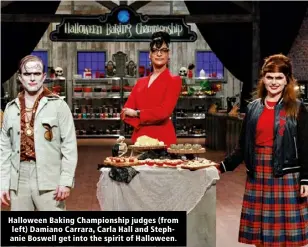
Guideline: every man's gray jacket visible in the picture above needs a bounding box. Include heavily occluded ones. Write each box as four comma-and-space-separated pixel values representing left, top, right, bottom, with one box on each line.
0, 94, 78, 191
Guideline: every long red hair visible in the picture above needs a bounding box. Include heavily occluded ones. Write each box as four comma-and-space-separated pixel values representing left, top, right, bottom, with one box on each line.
256, 54, 298, 118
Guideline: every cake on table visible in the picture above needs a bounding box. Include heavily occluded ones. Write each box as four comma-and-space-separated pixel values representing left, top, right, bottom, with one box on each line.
133, 135, 165, 147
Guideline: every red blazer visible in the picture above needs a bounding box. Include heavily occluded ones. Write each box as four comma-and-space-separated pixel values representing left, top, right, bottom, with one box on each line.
123, 69, 182, 147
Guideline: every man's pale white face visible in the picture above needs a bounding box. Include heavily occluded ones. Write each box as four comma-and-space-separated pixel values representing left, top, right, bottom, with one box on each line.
263, 72, 287, 97
18, 60, 46, 93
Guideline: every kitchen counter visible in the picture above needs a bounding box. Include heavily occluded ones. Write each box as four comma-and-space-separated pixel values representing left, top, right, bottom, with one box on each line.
205, 113, 244, 154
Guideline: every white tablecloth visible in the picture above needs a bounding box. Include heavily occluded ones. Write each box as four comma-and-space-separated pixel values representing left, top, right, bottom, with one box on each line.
97, 165, 220, 247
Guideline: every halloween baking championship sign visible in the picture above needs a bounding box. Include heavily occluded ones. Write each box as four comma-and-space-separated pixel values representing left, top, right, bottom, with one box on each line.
50, 6, 197, 42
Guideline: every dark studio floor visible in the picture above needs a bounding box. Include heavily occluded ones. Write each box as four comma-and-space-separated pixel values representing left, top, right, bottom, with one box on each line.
2, 138, 250, 247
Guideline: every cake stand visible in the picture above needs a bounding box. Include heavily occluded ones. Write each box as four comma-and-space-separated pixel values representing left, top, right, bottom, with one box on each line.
128, 145, 166, 157
167, 148, 206, 160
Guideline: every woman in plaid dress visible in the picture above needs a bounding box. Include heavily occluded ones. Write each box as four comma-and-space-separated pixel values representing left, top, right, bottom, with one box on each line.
217, 54, 308, 247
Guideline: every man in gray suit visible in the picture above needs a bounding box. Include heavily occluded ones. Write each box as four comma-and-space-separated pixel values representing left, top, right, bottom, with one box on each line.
0, 55, 78, 211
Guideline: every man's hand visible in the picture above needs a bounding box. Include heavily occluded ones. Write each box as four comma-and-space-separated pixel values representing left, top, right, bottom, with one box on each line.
1, 191, 10, 206
122, 108, 137, 117
300, 185, 308, 197
54, 186, 71, 201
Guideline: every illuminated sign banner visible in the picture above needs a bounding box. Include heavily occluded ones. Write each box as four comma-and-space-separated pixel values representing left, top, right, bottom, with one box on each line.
50, 6, 197, 42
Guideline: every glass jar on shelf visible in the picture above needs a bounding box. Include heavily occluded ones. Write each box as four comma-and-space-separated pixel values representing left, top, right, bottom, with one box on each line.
83, 86, 92, 98
93, 86, 102, 98
113, 108, 118, 118
109, 107, 113, 118
74, 86, 83, 98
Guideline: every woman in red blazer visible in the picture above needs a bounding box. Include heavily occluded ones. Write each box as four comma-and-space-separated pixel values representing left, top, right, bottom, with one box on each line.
122, 32, 182, 147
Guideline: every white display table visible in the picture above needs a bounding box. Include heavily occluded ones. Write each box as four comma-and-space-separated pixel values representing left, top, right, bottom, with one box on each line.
97, 165, 220, 247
